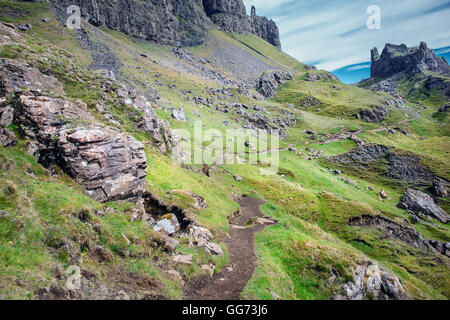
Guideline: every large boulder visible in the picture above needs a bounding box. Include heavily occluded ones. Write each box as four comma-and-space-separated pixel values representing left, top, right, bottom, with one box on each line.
333, 260, 408, 300
14, 94, 147, 202
14, 95, 94, 145
400, 189, 449, 223
56, 127, 147, 202
153, 214, 180, 236
358, 105, 388, 123
172, 108, 186, 121
0, 59, 65, 96
257, 71, 293, 99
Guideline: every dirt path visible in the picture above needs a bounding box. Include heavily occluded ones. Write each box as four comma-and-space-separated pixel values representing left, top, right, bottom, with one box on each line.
184, 196, 275, 300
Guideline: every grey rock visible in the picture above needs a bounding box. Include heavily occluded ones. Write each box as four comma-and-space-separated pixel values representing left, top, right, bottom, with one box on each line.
14, 94, 147, 202
0, 105, 13, 127
24, 141, 40, 159
332, 144, 436, 186
401, 189, 449, 223
172, 108, 186, 121
432, 178, 448, 198
188, 225, 213, 243
299, 96, 321, 108
348, 214, 434, 252
333, 260, 408, 300
134, 96, 179, 153
0, 127, 16, 147
49, 0, 281, 49
257, 71, 293, 99
203, 241, 223, 256
438, 104, 449, 113
371, 42, 450, 78
153, 214, 180, 236
57, 127, 147, 202
305, 72, 338, 82
0, 58, 65, 96
154, 232, 179, 252
359, 105, 388, 123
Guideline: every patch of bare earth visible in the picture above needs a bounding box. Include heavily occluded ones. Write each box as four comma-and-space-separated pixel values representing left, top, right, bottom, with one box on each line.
184, 196, 276, 300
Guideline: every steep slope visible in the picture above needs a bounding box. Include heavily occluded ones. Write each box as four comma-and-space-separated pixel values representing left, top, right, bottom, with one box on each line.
47, 0, 281, 48
0, 0, 449, 301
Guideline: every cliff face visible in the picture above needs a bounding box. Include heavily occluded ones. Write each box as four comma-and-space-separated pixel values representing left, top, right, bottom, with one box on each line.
50, 0, 211, 46
49, 0, 281, 48
202, 1, 280, 49
371, 42, 450, 78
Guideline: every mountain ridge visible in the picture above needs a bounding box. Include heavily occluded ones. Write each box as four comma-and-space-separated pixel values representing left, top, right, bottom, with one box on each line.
47, 0, 281, 49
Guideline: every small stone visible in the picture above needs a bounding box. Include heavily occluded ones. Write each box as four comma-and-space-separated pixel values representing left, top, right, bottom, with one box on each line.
173, 254, 193, 265
153, 214, 180, 235
204, 242, 223, 256
0, 128, 16, 147
201, 264, 215, 277
166, 270, 182, 280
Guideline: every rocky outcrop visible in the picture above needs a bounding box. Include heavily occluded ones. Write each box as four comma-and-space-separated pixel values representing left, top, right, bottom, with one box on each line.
48, 0, 281, 49
332, 144, 436, 185
125, 94, 179, 154
348, 214, 449, 256
257, 71, 293, 99
371, 42, 450, 78
305, 72, 338, 82
432, 178, 448, 198
361, 42, 450, 98
0, 127, 16, 147
333, 260, 408, 300
202, 2, 280, 49
50, 0, 210, 47
399, 189, 449, 224
0, 21, 22, 47
357, 105, 388, 123
0, 98, 16, 147
56, 127, 147, 202
0, 58, 65, 96
14, 94, 147, 202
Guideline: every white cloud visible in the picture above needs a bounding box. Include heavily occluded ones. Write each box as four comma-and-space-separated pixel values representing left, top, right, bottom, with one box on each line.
243, 0, 450, 71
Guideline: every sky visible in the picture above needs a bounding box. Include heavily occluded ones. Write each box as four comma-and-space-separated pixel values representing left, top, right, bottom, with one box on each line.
243, 0, 450, 83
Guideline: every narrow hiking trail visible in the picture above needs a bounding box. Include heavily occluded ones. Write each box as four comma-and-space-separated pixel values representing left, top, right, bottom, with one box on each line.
184, 196, 276, 300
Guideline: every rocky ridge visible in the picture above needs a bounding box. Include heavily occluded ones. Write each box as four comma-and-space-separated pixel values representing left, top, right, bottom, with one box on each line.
48, 0, 281, 49
371, 42, 450, 78
362, 42, 450, 98
0, 57, 185, 203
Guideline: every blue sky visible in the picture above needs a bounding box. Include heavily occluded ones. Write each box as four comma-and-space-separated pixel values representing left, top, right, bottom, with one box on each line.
243, 0, 450, 83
